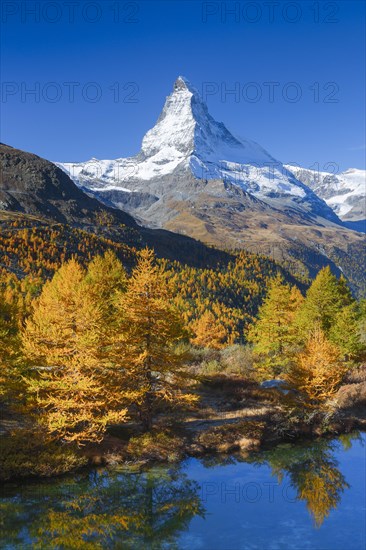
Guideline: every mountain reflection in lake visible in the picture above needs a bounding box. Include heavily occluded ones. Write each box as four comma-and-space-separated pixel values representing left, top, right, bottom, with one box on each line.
1, 433, 365, 549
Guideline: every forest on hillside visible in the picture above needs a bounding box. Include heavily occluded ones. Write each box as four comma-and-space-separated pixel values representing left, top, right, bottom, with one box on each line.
1, 220, 365, 480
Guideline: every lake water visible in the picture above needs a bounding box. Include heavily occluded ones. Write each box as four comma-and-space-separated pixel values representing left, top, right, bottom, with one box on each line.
1, 433, 365, 549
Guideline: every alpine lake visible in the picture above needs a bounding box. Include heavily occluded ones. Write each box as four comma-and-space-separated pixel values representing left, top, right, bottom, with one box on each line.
1, 432, 365, 549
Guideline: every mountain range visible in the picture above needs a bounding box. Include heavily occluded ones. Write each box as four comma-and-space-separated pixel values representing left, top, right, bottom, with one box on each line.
0, 143, 135, 227
57, 77, 365, 233
285, 164, 365, 232
0, 142, 234, 267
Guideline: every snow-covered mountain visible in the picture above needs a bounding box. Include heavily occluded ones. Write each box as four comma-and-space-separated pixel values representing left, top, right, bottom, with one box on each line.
55, 77, 366, 284
57, 76, 340, 227
285, 165, 366, 223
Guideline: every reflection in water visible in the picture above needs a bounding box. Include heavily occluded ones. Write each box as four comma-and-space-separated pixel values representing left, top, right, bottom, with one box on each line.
1, 467, 204, 549
248, 435, 362, 527
0, 433, 363, 548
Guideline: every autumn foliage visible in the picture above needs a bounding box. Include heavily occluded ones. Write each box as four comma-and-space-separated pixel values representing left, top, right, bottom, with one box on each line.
0, 224, 365, 449
286, 327, 347, 408
15, 249, 198, 444
113, 248, 197, 430
22, 258, 129, 444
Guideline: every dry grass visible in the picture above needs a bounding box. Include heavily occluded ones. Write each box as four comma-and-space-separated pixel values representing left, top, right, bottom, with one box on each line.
193, 421, 266, 454
343, 364, 366, 384
126, 430, 187, 463
335, 382, 366, 411
333, 364, 366, 414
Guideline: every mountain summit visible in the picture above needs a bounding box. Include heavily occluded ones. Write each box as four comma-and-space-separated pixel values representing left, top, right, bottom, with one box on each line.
57, 76, 339, 227
139, 75, 278, 181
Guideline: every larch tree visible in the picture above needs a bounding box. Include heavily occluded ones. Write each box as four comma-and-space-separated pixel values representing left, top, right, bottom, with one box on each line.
247, 275, 304, 379
359, 299, 366, 346
296, 266, 354, 337
84, 250, 127, 330
329, 303, 365, 361
0, 292, 22, 400
337, 274, 354, 305
286, 326, 347, 408
191, 310, 228, 350
85, 250, 127, 306
22, 258, 128, 445
115, 248, 196, 430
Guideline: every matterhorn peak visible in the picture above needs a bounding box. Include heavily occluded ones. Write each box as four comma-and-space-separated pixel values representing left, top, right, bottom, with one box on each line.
172, 76, 201, 98
57, 76, 340, 226
173, 75, 191, 91
57, 76, 290, 184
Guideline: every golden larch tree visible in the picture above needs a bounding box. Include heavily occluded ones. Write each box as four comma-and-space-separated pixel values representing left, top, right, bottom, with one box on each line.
0, 291, 22, 400
22, 258, 128, 445
115, 248, 196, 430
191, 310, 228, 349
287, 326, 347, 408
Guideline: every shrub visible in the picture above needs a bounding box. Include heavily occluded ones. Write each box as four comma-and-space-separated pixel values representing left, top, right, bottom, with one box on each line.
126, 430, 186, 462
195, 345, 255, 379
200, 359, 222, 376
219, 345, 255, 378
343, 364, 366, 385
0, 431, 86, 481
195, 421, 265, 453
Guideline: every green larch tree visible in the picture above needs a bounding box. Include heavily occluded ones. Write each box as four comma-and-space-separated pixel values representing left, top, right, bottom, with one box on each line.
296, 266, 354, 337
247, 275, 304, 379
329, 302, 366, 361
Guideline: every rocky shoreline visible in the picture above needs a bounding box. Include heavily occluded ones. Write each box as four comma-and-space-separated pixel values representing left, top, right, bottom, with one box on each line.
82, 364, 366, 469
1, 369, 365, 481
83, 406, 366, 470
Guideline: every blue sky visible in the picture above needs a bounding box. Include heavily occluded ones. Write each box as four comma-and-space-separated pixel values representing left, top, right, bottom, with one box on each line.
1, 1, 365, 171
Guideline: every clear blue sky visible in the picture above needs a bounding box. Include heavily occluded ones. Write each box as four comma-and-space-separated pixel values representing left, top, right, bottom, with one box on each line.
1, 1, 365, 171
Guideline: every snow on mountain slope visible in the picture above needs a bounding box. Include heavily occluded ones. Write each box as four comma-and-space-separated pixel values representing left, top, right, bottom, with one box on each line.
56, 76, 339, 224
285, 165, 366, 220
